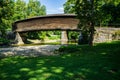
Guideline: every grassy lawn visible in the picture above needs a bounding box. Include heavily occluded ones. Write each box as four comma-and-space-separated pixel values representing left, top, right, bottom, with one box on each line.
0, 41, 120, 80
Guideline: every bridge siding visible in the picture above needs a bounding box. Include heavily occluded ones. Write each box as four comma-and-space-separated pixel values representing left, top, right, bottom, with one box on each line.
13, 14, 79, 32
14, 17, 79, 32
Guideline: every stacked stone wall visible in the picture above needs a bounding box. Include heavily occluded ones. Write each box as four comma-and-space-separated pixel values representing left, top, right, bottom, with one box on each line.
94, 27, 120, 43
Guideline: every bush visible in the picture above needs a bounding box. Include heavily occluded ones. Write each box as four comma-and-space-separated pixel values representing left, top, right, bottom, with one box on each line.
0, 38, 10, 45
68, 31, 79, 40
78, 32, 89, 45
114, 30, 120, 35
112, 30, 120, 40
58, 45, 81, 53
48, 35, 60, 40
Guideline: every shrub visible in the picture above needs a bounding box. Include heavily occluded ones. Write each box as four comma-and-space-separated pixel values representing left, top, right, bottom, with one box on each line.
112, 30, 120, 40
58, 45, 81, 53
0, 38, 10, 45
114, 30, 120, 35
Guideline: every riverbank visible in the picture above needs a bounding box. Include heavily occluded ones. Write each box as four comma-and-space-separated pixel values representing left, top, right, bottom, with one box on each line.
0, 45, 61, 58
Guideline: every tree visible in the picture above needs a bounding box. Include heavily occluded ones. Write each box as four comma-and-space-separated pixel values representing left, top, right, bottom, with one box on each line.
0, 0, 14, 38
0, 0, 47, 44
101, 2, 120, 27
26, 0, 47, 40
75, 0, 96, 46
13, 0, 27, 20
64, 0, 75, 13
64, 0, 120, 46
64, 0, 96, 46
64, 0, 120, 26
27, 0, 46, 18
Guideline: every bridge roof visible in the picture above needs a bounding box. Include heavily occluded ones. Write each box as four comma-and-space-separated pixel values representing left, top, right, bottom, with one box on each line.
14, 14, 77, 23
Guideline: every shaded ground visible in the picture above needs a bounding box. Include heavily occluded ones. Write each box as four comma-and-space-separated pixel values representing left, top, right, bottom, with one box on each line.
0, 41, 120, 80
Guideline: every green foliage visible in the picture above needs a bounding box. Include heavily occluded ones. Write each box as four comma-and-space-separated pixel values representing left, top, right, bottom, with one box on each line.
0, 0, 14, 18
101, 3, 120, 26
58, 45, 81, 53
59, 41, 120, 53
38, 31, 47, 40
27, 32, 40, 39
13, 0, 27, 20
47, 31, 60, 40
78, 31, 89, 45
0, 0, 47, 44
53, 31, 61, 35
0, 41, 120, 80
0, 0, 14, 38
64, 0, 120, 27
27, 0, 46, 18
15, 0, 47, 40
0, 38, 10, 45
114, 30, 120, 35
64, 0, 120, 45
27, 31, 61, 41
74, 0, 97, 45
112, 30, 120, 40
25, 0, 47, 40
48, 35, 60, 40
68, 31, 79, 40
63, 0, 75, 13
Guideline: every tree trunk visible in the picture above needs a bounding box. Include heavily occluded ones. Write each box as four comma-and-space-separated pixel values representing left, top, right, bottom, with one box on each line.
88, 0, 95, 46
88, 22, 95, 46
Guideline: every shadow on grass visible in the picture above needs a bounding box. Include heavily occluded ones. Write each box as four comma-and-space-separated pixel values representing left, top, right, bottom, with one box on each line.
0, 41, 120, 80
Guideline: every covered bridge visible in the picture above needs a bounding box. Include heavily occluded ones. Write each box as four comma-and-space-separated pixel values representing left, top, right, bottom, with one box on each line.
12, 14, 80, 44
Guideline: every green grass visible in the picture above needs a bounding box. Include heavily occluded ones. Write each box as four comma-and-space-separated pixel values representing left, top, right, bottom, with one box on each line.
0, 41, 120, 80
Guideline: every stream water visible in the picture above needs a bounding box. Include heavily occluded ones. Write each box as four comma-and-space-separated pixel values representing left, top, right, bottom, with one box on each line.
13, 40, 78, 46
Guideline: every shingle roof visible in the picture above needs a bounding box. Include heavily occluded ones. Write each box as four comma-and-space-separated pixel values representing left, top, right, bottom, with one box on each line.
14, 14, 77, 23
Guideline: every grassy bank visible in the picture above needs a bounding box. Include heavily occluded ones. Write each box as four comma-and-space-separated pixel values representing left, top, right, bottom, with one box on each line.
0, 41, 120, 80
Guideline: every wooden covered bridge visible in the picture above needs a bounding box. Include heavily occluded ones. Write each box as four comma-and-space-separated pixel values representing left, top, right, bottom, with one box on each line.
12, 14, 80, 44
